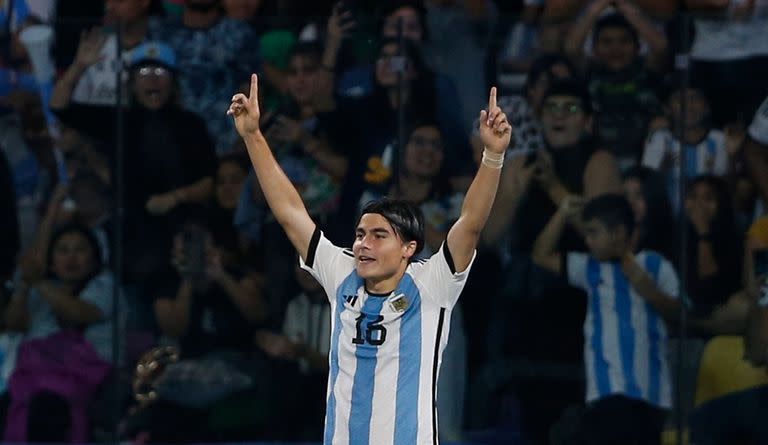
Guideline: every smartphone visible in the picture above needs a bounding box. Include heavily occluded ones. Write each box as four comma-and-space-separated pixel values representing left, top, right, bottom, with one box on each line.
182, 227, 207, 280
755, 249, 768, 279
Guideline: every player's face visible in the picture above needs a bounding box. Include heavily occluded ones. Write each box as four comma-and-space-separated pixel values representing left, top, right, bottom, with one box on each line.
353, 213, 415, 282
584, 219, 626, 261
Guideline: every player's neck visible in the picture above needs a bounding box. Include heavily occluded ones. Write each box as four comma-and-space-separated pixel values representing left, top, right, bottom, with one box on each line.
365, 267, 408, 295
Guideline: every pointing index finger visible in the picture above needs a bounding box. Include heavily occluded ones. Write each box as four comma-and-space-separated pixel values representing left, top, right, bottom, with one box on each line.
489, 86, 497, 110
249, 74, 258, 102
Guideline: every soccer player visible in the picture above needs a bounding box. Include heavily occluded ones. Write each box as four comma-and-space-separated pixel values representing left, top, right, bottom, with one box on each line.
228, 74, 511, 444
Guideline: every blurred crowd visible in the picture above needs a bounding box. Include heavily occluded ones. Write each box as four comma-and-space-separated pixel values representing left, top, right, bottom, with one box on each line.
1, 0, 768, 444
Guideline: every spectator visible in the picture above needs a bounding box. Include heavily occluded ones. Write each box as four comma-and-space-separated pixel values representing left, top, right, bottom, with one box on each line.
3, 223, 120, 443
623, 166, 677, 262
690, 218, 768, 445
264, 42, 346, 224
153, 220, 265, 359
68, 0, 164, 106
51, 41, 218, 284
687, 0, 768, 127
484, 79, 622, 251
480, 79, 621, 443
150, 0, 261, 154
323, 37, 454, 237
642, 84, 737, 210
533, 194, 679, 445
254, 264, 330, 439
358, 121, 462, 257
565, 0, 668, 168
323, 1, 470, 169
684, 176, 744, 321
491, 53, 575, 155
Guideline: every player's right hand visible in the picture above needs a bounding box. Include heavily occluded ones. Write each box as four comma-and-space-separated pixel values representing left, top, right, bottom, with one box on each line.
228, 74, 261, 137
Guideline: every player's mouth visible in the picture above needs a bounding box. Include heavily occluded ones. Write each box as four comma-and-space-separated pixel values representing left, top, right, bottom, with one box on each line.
358, 255, 376, 264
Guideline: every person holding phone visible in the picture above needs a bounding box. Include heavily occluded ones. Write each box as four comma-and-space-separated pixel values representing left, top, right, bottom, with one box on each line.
153, 220, 266, 359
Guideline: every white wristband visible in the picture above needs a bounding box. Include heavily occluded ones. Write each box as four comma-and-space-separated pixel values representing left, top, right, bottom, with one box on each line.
482, 148, 504, 169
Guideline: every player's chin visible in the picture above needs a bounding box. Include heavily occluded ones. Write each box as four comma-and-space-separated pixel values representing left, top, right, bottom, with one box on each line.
355, 262, 378, 278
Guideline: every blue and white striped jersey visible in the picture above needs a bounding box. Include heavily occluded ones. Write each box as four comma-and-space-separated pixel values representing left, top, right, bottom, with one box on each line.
642, 128, 728, 209
566, 250, 679, 408
300, 229, 475, 445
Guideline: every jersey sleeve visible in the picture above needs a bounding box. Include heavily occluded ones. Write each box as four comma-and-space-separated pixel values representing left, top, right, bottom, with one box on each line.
656, 257, 680, 299
565, 252, 589, 290
410, 242, 476, 308
299, 227, 355, 303
749, 96, 768, 145
641, 130, 669, 170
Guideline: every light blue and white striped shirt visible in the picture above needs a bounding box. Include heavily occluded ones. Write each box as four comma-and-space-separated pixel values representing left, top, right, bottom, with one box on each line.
300, 229, 475, 445
566, 250, 678, 408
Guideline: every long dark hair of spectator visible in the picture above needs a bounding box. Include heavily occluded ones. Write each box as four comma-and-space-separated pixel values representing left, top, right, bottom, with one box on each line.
685, 175, 742, 277
371, 37, 437, 124
398, 118, 452, 200
623, 166, 677, 262
46, 223, 103, 296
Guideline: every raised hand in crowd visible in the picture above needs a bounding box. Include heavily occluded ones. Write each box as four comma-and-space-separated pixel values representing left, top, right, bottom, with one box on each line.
73, 28, 107, 69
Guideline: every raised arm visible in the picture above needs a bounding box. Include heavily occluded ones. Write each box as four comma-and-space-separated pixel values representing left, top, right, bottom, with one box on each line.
532, 196, 583, 274
614, 0, 669, 71
563, 0, 612, 70
446, 87, 511, 273
228, 75, 316, 261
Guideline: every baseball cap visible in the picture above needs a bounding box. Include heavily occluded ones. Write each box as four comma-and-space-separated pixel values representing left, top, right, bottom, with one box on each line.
128, 41, 177, 70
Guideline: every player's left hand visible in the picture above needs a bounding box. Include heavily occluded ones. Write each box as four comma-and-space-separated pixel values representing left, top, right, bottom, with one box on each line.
478, 87, 511, 155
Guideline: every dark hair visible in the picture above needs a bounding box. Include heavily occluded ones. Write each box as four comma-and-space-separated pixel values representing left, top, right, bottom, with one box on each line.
685, 175, 736, 242
623, 166, 677, 260
357, 198, 425, 256
46, 223, 103, 294
378, 0, 429, 42
542, 78, 593, 115
593, 13, 640, 48
524, 53, 576, 97
582, 194, 636, 236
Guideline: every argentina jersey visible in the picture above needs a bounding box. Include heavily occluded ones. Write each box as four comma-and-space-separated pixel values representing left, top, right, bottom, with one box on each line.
641, 128, 728, 209
299, 228, 475, 445
566, 250, 679, 408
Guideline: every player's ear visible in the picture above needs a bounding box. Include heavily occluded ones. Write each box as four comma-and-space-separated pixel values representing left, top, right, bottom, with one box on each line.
402, 240, 418, 260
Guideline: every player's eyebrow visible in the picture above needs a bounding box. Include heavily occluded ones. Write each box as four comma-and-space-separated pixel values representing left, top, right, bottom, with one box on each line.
356, 227, 391, 235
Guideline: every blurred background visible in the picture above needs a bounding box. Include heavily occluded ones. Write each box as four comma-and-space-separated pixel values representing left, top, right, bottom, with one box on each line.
1, 0, 768, 444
